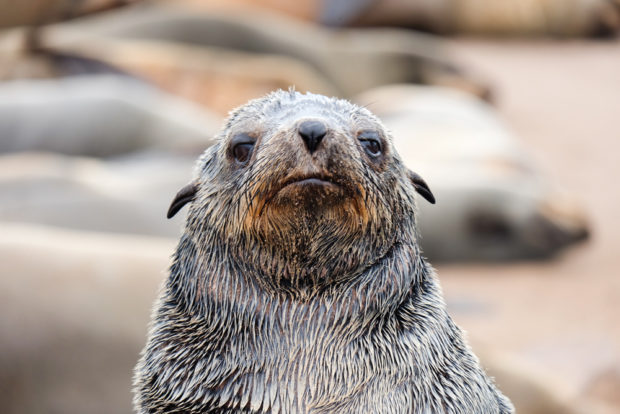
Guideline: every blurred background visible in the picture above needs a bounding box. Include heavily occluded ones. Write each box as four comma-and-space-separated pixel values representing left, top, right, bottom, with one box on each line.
0, 0, 618, 413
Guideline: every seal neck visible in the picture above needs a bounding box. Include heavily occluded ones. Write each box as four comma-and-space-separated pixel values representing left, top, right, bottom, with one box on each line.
168, 231, 426, 324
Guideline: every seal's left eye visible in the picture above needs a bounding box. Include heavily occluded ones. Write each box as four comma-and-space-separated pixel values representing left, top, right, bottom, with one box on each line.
230, 133, 256, 164
233, 143, 253, 163
358, 131, 382, 157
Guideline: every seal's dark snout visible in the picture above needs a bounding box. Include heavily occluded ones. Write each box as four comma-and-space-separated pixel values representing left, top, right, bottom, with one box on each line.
298, 120, 327, 154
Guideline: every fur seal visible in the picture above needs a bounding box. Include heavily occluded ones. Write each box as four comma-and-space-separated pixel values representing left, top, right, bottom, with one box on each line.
365, 0, 620, 37
354, 84, 589, 261
0, 152, 194, 236
0, 223, 580, 414
0, 75, 219, 156
133, 90, 513, 413
41, 2, 490, 100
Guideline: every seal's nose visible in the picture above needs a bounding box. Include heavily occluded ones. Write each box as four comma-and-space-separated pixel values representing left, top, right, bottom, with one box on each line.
298, 120, 327, 154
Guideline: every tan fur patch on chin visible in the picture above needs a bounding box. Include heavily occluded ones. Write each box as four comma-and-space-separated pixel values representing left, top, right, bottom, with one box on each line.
239, 174, 374, 244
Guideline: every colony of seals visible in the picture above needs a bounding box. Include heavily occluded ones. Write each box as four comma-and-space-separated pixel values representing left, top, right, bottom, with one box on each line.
133, 90, 514, 413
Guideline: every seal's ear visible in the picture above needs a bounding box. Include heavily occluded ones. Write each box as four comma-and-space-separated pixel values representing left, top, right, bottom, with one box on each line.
167, 181, 198, 219
408, 171, 435, 204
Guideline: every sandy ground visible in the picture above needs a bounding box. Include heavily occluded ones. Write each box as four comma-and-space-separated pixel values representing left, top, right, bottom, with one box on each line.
438, 38, 620, 408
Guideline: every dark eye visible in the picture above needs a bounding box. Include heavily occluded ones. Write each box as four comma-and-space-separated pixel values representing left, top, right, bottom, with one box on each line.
230, 133, 256, 164
233, 143, 254, 163
358, 131, 382, 157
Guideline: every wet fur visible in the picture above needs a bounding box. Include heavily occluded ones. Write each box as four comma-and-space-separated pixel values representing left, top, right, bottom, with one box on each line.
134, 90, 514, 413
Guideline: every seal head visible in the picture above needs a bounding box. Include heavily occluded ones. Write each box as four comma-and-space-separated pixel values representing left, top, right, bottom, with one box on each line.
169, 90, 433, 292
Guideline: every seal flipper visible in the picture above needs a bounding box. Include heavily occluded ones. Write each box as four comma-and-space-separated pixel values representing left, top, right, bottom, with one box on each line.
408, 171, 435, 204
167, 182, 198, 219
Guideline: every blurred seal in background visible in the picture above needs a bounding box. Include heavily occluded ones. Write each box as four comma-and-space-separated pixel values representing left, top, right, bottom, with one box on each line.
355, 85, 589, 261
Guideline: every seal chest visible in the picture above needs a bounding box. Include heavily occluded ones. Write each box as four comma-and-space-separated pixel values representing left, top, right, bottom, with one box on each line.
133, 90, 513, 413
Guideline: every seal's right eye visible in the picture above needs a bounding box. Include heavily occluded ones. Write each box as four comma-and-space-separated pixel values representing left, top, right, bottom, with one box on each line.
230, 133, 256, 165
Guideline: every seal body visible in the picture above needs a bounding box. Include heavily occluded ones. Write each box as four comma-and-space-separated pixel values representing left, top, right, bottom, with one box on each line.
133, 90, 514, 413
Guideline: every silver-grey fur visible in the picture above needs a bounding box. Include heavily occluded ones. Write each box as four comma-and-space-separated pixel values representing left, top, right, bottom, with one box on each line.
133, 90, 514, 413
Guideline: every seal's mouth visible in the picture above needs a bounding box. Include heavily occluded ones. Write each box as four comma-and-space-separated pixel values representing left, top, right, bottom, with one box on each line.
257, 172, 349, 213
279, 174, 338, 191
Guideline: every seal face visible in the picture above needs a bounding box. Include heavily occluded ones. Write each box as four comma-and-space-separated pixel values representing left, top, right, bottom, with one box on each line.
183, 91, 428, 291
134, 90, 513, 414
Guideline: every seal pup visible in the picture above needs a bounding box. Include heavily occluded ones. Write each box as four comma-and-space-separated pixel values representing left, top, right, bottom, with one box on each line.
43, 3, 490, 99
354, 84, 589, 261
134, 90, 514, 413
0, 76, 219, 156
